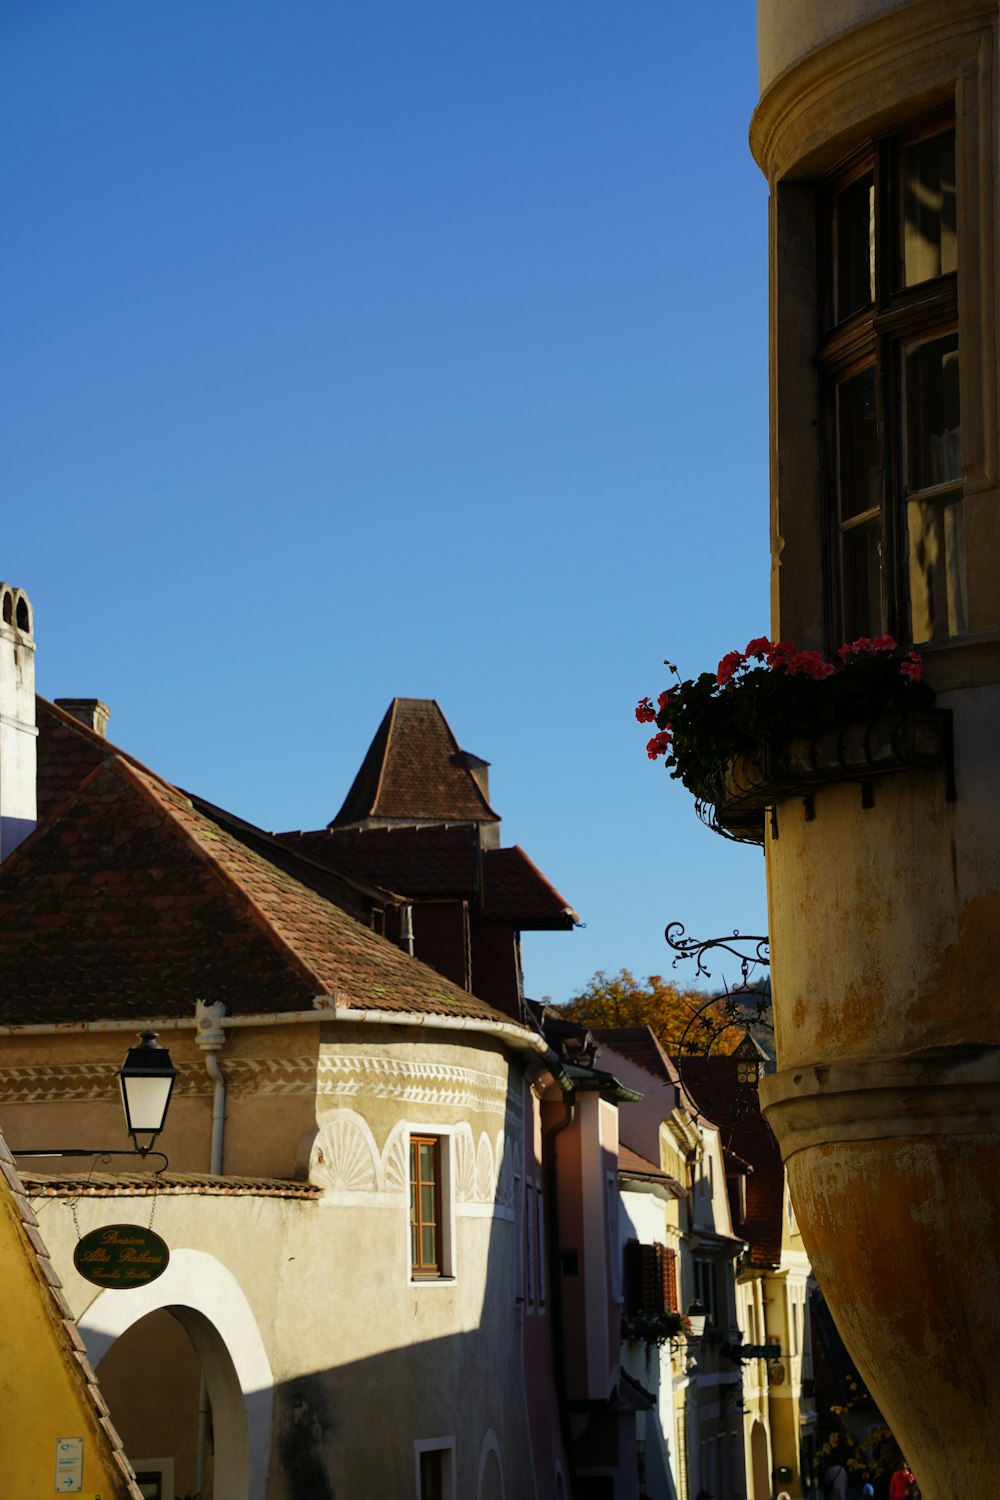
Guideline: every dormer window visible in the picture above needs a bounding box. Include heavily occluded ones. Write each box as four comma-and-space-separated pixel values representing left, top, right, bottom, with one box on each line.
820, 121, 965, 645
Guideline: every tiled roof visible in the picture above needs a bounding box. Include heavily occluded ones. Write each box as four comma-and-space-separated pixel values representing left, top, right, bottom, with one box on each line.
23, 1173, 321, 1199
676, 1055, 785, 1269
617, 1143, 684, 1195
279, 823, 578, 928
592, 1026, 683, 1086
0, 755, 527, 1027
330, 698, 500, 827
484, 846, 578, 927
0, 1133, 144, 1498
36, 696, 137, 819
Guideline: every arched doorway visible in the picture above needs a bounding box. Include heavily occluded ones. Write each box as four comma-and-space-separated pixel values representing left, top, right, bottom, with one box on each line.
79, 1249, 273, 1500
750, 1420, 771, 1500
97, 1308, 206, 1497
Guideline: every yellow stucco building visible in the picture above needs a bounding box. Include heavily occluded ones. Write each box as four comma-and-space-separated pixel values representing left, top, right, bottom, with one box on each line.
750, 3, 1000, 1495
0, 1129, 141, 1498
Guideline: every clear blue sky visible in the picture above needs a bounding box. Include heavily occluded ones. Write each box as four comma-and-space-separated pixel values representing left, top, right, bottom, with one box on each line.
2, 1, 770, 1004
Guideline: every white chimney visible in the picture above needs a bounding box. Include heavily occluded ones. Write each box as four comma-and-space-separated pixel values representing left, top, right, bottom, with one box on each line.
0, 583, 37, 861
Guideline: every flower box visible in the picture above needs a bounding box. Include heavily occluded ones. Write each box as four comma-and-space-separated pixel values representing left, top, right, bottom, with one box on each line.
710, 708, 952, 843
637, 635, 948, 844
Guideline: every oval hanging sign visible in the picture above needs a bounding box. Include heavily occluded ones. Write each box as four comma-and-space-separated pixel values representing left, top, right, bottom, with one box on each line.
73, 1223, 169, 1289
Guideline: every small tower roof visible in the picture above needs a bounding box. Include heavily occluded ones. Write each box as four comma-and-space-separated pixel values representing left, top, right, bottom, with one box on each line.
330, 698, 500, 829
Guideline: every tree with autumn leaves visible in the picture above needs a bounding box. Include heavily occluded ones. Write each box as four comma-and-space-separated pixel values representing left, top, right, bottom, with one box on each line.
557, 967, 751, 1055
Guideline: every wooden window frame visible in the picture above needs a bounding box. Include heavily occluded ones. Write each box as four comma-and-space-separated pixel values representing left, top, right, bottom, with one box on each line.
818, 114, 961, 647
410, 1134, 444, 1279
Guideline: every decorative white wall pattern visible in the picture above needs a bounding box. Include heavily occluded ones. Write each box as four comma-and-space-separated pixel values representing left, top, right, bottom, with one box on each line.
309, 1109, 520, 1218
317, 1053, 509, 1115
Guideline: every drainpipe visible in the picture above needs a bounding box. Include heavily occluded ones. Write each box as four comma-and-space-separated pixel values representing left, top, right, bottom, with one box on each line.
545, 1082, 577, 1495
194, 1000, 228, 1492
195, 1000, 228, 1175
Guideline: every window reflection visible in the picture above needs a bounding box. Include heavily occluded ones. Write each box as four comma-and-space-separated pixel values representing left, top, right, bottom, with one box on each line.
836, 174, 875, 321
908, 494, 967, 642
902, 131, 957, 287
843, 522, 883, 641
837, 366, 879, 520
905, 333, 961, 490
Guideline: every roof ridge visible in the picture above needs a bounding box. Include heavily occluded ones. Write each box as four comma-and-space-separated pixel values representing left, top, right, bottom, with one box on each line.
40, 695, 173, 792
503, 843, 579, 922
114, 759, 330, 997
369, 697, 399, 823
0, 754, 116, 877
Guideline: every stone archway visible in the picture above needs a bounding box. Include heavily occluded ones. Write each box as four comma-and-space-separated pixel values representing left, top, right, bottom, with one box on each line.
78, 1248, 273, 1500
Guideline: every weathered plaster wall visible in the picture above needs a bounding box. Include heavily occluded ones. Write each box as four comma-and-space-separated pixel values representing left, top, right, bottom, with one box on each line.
752, 1, 1000, 1494
26, 1022, 534, 1500
758, 0, 918, 93
765, 692, 1000, 1069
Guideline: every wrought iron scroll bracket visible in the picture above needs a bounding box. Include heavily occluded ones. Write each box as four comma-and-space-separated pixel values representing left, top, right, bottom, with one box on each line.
664, 921, 770, 992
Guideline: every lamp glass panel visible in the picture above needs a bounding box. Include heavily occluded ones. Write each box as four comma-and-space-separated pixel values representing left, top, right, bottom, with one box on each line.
121, 1074, 173, 1132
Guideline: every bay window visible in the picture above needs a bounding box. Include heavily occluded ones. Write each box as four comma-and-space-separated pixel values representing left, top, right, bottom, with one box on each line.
821, 120, 966, 645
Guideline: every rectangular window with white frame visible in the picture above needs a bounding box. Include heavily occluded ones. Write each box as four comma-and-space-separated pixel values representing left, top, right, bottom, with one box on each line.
414, 1437, 456, 1500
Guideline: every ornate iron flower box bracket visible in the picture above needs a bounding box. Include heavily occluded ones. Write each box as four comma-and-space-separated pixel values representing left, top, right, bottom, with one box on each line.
710, 707, 953, 842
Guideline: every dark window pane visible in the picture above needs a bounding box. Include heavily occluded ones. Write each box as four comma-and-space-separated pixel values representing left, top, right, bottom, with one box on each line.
421, 1183, 436, 1225
419, 1142, 436, 1181
421, 1225, 438, 1268
908, 493, 967, 642
836, 366, 879, 520
419, 1450, 444, 1500
411, 1221, 419, 1266
905, 333, 960, 491
836, 173, 875, 320
842, 520, 883, 640
902, 131, 957, 287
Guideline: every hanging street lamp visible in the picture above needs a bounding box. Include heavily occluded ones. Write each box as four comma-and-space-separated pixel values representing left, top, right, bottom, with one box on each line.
14, 1030, 179, 1171
117, 1031, 179, 1157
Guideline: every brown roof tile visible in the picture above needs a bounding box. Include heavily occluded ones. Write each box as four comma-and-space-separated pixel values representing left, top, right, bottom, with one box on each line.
330, 699, 500, 827
591, 1027, 683, 1087
675, 1055, 785, 1269
279, 823, 578, 928
0, 756, 527, 1027
23, 1172, 322, 1198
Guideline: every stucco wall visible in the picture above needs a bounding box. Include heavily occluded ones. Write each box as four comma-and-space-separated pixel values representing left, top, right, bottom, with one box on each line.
26, 1021, 535, 1500
758, 0, 919, 93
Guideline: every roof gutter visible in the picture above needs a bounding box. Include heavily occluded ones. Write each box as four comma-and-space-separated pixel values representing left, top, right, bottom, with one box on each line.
0, 1000, 559, 1062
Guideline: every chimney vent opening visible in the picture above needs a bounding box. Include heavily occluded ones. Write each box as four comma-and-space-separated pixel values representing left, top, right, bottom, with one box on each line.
14, 594, 30, 633
1, 591, 11, 625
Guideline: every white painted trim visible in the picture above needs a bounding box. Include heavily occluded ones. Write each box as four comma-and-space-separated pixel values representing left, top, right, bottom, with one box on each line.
0, 1001, 555, 1061
414, 1435, 456, 1500
79, 1248, 273, 1500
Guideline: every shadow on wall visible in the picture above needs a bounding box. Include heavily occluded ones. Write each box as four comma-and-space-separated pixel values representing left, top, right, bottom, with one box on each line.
266, 1317, 529, 1498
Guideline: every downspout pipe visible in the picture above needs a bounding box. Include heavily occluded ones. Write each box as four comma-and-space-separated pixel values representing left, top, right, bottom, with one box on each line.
195, 1000, 228, 1176
545, 1081, 577, 1497
194, 1001, 228, 1493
